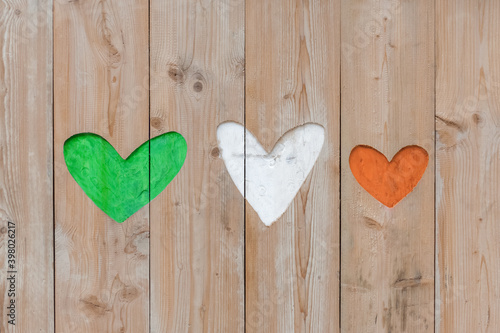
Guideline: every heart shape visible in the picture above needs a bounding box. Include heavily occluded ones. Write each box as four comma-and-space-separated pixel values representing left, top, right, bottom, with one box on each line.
217, 122, 325, 226
64, 132, 187, 222
349, 145, 428, 207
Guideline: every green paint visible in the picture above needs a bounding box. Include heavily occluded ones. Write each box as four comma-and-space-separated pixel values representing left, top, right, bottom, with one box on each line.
64, 132, 187, 223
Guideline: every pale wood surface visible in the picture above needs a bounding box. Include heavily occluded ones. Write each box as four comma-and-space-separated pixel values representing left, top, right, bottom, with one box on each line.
0, 0, 54, 331
3, 1, 500, 331
340, 0, 435, 332
245, 0, 340, 331
149, 0, 245, 332
436, 1, 500, 332
54, 0, 150, 331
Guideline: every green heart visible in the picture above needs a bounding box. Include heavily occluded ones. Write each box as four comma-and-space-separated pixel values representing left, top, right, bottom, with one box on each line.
64, 132, 187, 223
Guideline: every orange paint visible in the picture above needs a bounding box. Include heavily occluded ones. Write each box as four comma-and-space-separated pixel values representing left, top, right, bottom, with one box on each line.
349, 145, 429, 208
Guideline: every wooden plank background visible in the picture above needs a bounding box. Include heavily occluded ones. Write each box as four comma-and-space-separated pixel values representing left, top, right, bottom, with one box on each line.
0, 0, 499, 332
245, 0, 340, 332
149, 0, 245, 331
436, 1, 500, 332
54, 0, 150, 331
341, 0, 435, 331
0, 0, 53, 332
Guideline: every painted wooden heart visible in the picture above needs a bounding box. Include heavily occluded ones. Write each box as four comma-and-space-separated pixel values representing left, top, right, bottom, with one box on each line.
349, 145, 428, 207
217, 122, 325, 226
64, 132, 187, 222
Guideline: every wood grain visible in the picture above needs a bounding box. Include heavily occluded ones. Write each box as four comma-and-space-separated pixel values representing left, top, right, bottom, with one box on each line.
245, 0, 340, 331
3, 1, 500, 330
340, 0, 435, 331
436, 1, 500, 332
149, 0, 245, 332
0, 0, 53, 331
54, 0, 149, 331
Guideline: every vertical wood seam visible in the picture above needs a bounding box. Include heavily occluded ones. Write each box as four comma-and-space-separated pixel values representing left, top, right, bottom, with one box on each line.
243, 0, 247, 330
433, 0, 437, 331
148, 0, 151, 330
339, 0, 343, 330
52, 0, 56, 330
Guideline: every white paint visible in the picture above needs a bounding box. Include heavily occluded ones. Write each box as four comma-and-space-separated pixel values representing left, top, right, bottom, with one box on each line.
217, 122, 325, 226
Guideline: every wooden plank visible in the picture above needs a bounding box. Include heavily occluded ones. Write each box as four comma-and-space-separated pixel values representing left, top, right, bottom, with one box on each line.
54, 0, 149, 331
436, 1, 500, 331
245, 0, 340, 331
149, 0, 245, 332
340, 0, 435, 331
0, 0, 53, 331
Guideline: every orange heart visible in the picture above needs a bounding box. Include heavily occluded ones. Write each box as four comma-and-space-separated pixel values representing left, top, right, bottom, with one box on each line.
349, 145, 429, 208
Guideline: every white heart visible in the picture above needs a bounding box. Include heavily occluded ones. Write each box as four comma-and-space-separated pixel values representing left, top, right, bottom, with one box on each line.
217, 122, 325, 226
